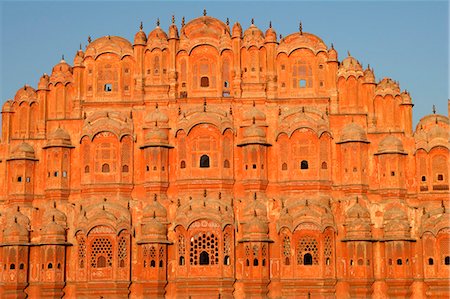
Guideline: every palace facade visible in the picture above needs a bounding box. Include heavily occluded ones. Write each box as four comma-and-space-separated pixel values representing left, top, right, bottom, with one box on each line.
0, 14, 449, 298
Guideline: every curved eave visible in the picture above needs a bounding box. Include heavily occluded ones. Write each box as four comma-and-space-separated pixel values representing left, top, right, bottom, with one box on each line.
336, 139, 370, 145
140, 143, 174, 149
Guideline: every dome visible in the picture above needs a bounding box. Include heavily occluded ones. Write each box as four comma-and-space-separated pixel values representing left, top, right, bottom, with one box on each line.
375, 77, 400, 97
73, 48, 85, 67
338, 122, 368, 143
364, 66, 375, 83
384, 206, 408, 221
244, 23, 264, 40
384, 207, 410, 239
52, 58, 72, 74
428, 124, 448, 141
45, 127, 73, 148
37, 73, 50, 90
10, 142, 36, 160
243, 124, 266, 139
148, 25, 168, 40
145, 107, 169, 125
327, 45, 338, 62
14, 85, 37, 102
232, 22, 242, 38
3, 220, 29, 243
243, 103, 266, 123
42, 221, 66, 239
400, 90, 412, 104
134, 23, 147, 45
377, 135, 405, 154
264, 24, 277, 43
143, 195, 167, 220
50, 58, 73, 84
85, 35, 133, 59
43, 203, 67, 226
141, 217, 167, 242
346, 201, 370, 219
145, 128, 169, 143
2, 100, 13, 113
243, 212, 269, 239
244, 193, 267, 219
337, 53, 364, 79
277, 31, 328, 55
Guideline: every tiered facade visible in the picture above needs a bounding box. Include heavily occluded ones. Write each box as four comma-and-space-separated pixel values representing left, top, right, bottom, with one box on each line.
0, 14, 449, 298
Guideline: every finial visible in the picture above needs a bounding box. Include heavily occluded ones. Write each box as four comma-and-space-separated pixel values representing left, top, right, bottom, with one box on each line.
52, 215, 55, 222
422, 207, 426, 215
269, 21, 272, 28
325, 107, 329, 116
331, 43, 334, 49
203, 98, 207, 112
54, 201, 57, 208
79, 43, 82, 50
302, 106, 305, 113
102, 205, 105, 211
203, 8, 207, 16
107, 35, 110, 39
278, 106, 281, 116
254, 209, 257, 217
17, 206, 20, 212
177, 198, 181, 207
254, 192, 257, 200
251, 18, 254, 25
219, 192, 222, 200
88, 36, 92, 43
62, 54, 65, 61
299, 21, 303, 34
356, 196, 359, 203
203, 200, 206, 207
305, 199, 309, 207
347, 50, 351, 57
182, 16, 185, 27
279, 34, 283, 39
178, 106, 181, 116
229, 106, 233, 115
156, 18, 160, 27
14, 217, 17, 224
172, 15, 175, 24
226, 17, 229, 26
218, 206, 221, 212
442, 200, 445, 208
153, 211, 156, 218
253, 100, 256, 107
154, 193, 157, 201
204, 189, 207, 198
252, 116, 256, 125
155, 102, 159, 109
432, 104, 436, 114
140, 21, 143, 30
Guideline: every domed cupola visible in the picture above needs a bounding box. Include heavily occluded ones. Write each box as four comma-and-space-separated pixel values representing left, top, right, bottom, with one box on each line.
344, 198, 372, 240
243, 101, 266, 125
43, 202, 67, 227
242, 210, 269, 240
327, 44, 338, 62
232, 21, 242, 38
243, 19, 264, 48
9, 142, 36, 160
50, 57, 74, 85
41, 217, 66, 243
134, 22, 147, 45
3, 207, 30, 243
400, 90, 412, 104
264, 21, 277, 43
144, 104, 169, 127
375, 77, 401, 97
338, 122, 369, 144
376, 134, 406, 155
73, 46, 85, 67
142, 104, 172, 148
14, 84, 37, 102
148, 19, 168, 41
363, 65, 375, 84
44, 126, 73, 148
37, 73, 50, 90
168, 16, 179, 39
141, 195, 168, 243
383, 206, 410, 239
243, 192, 267, 219
337, 52, 364, 79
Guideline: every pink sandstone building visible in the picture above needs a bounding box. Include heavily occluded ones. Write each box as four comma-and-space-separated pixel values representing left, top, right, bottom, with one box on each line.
0, 14, 449, 298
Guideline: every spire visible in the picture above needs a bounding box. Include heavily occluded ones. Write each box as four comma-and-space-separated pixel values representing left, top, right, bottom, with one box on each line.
203, 8, 207, 16
279, 34, 283, 39
172, 15, 175, 24
140, 21, 143, 30
432, 104, 436, 114
88, 35, 91, 43
226, 17, 229, 26
79, 43, 82, 50
251, 18, 254, 25
154, 193, 157, 201
156, 18, 160, 27
299, 21, 303, 34
269, 20, 272, 28
182, 16, 185, 27
331, 43, 334, 49
347, 50, 351, 57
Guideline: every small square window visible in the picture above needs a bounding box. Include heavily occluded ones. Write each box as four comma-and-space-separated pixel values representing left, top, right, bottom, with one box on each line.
17, 176, 22, 182
26, 177, 31, 182
299, 80, 307, 88
200, 77, 209, 87
104, 84, 112, 92
281, 65, 285, 70
437, 174, 444, 181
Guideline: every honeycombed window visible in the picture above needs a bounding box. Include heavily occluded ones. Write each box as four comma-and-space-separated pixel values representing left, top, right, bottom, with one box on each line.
189, 233, 219, 266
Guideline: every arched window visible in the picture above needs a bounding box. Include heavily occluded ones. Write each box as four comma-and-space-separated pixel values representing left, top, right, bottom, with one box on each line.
321, 162, 328, 169
10, 264, 15, 270
282, 162, 288, 171
200, 155, 210, 168
445, 256, 450, 265
19, 263, 24, 270
246, 259, 250, 266
179, 256, 185, 266
301, 160, 309, 169
85, 165, 90, 173
180, 160, 186, 169
285, 257, 290, 265
122, 165, 129, 172
224, 159, 230, 168
159, 260, 163, 267
102, 163, 110, 173
397, 259, 402, 265
303, 253, 313, 265
200, 76, 209, 87
422, 175, 426, 182
253, 258, 259, 266
199, 251, 209, 265
48, 263, 53, 269
97, 256, 106, 268
150, 260, 156, 267
438, 174, 444, 181
428, 258, 434, 265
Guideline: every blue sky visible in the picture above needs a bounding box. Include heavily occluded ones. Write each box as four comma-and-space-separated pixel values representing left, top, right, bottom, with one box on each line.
1, 1, 448, 127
